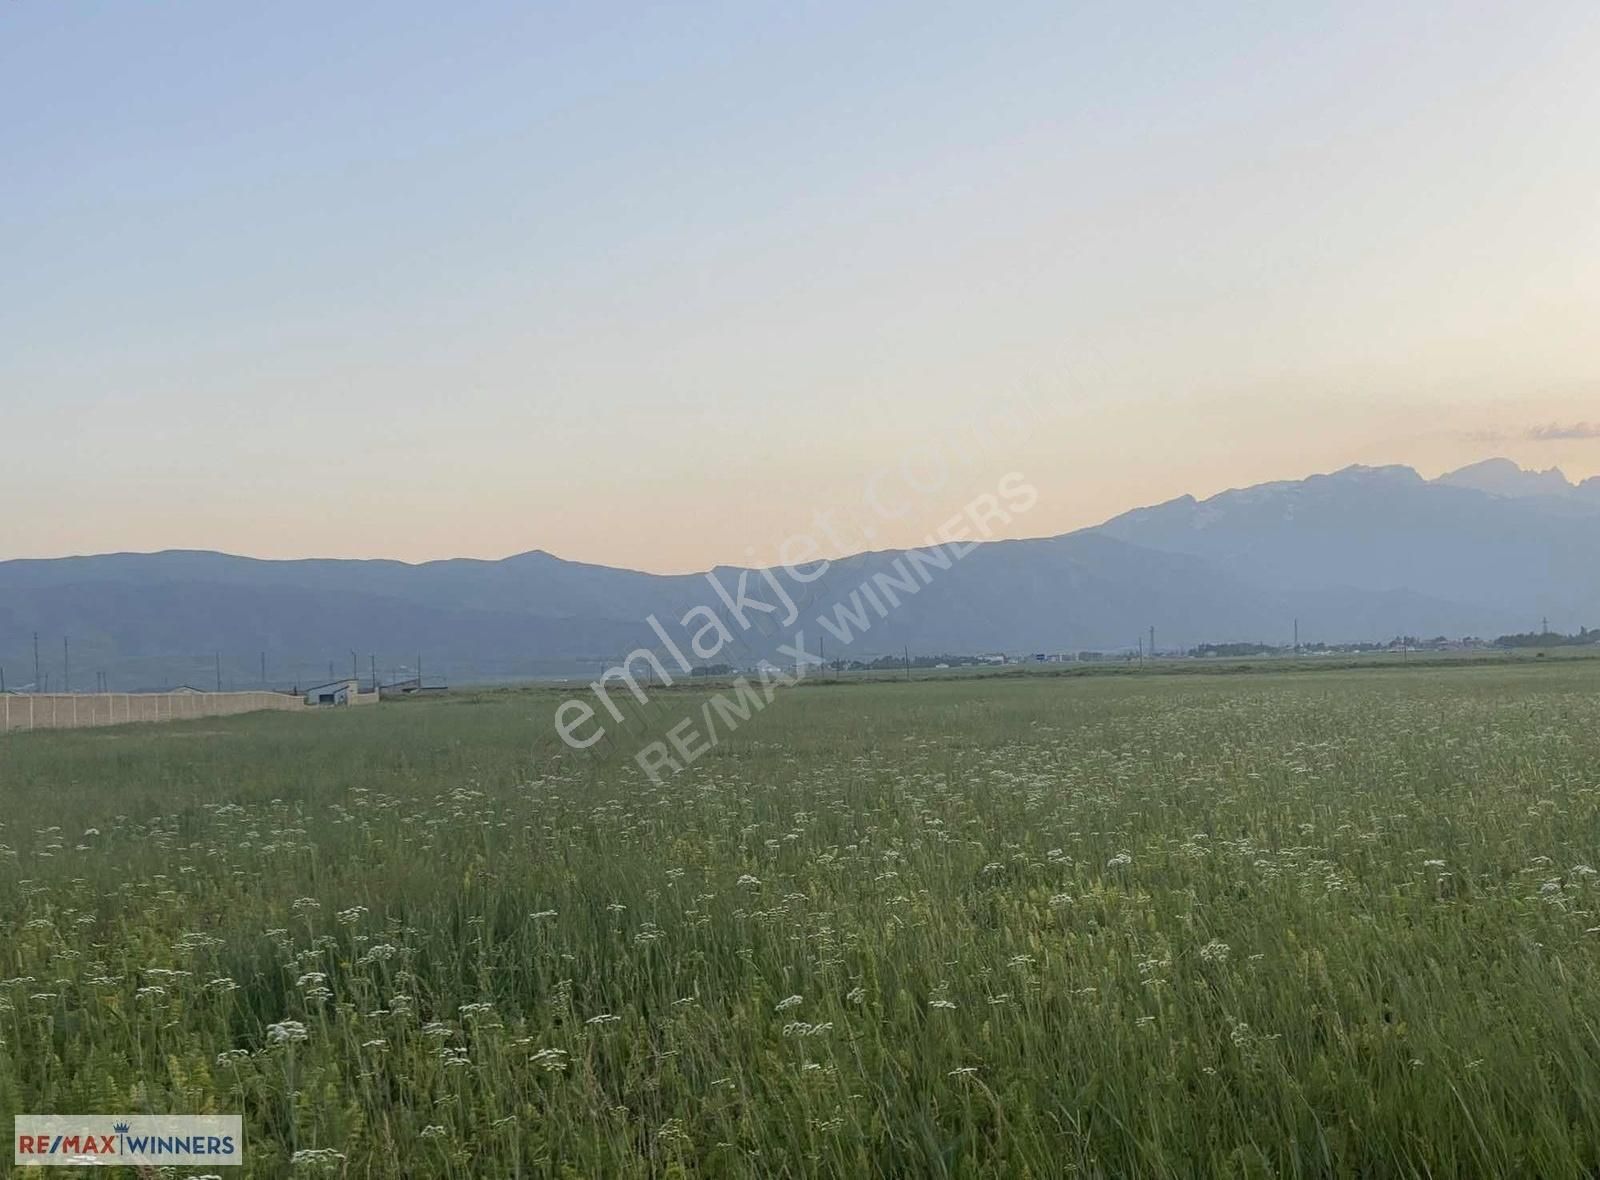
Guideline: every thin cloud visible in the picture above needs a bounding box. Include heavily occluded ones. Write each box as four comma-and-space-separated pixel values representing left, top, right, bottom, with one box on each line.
1527, 422, 1600, 441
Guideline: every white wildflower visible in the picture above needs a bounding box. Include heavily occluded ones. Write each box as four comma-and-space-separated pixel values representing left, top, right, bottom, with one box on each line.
267, 1019, 309, 1044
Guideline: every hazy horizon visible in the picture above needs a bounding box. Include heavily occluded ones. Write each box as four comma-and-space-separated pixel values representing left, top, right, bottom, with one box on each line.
2, 454, 1593, 575
4, 3, 1598, 572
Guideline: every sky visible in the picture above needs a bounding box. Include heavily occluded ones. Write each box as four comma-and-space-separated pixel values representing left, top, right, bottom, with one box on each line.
2, 1, 1597, 573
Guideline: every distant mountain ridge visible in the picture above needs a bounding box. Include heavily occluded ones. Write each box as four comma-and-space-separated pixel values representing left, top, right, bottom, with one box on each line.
1096, 462, 1600, 623
1, 460, 1595, 687
1434, 457, 1600, 500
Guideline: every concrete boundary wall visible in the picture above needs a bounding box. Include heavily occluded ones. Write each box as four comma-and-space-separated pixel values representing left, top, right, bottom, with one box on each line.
0, 691, 310, 734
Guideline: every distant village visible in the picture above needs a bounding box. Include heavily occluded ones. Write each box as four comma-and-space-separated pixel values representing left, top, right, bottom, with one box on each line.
686, 625, 1600, 677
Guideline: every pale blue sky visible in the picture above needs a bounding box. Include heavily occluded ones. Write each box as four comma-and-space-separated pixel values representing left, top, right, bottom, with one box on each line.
3, 2, 1597, 569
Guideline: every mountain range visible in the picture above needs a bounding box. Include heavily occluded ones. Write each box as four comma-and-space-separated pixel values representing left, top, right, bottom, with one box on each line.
1, 459, 1595, 689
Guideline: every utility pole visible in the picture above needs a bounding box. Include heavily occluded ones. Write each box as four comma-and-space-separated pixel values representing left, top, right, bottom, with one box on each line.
1149, 626, 1156, 660
370, 653, 377, 694
904, 645, 912, 682
216, 652, 222, 693
34, 632, 40, 695
63, 636, 69, 694
1294, 618, 1300, 651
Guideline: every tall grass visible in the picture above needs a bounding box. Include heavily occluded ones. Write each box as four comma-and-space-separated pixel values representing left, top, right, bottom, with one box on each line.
3, 662, 1600, 1176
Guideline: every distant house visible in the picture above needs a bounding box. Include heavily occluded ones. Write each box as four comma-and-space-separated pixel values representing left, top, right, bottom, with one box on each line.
304, 678, 360, 706
170, 685, 209, 695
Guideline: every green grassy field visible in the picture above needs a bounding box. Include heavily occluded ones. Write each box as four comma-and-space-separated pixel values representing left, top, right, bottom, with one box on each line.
4, 660, 1600, 1176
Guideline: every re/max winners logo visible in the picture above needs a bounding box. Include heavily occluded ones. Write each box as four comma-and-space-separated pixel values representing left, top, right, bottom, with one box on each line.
14, 1116, 242, 1167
